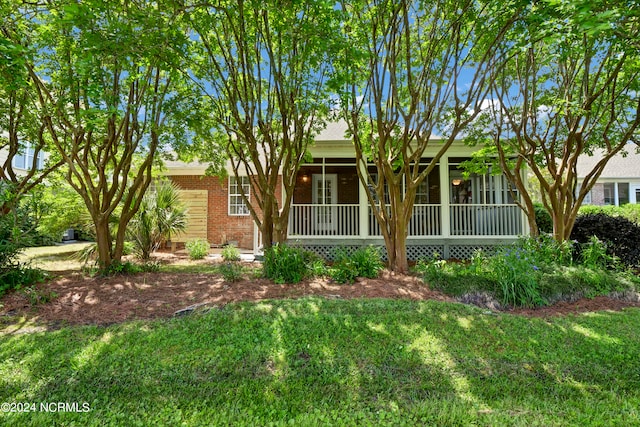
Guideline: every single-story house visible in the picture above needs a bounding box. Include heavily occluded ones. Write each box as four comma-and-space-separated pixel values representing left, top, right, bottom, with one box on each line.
577, 145, 640, 206
164, 121, 529, 260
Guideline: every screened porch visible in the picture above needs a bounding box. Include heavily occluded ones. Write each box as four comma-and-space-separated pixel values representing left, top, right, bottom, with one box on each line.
287, 157, 526, 239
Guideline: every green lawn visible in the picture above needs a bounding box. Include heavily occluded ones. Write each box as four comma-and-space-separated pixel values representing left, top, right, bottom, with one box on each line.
18, 243, 93, 271
1, 298, 639, 426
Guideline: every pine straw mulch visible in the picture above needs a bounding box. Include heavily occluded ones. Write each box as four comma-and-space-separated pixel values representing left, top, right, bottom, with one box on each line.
2, 254, 640, 330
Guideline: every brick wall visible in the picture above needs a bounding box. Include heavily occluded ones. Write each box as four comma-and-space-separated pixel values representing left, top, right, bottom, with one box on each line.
169, 174, 284, 249
169, 175, 254, 249
590, 183, 605, 205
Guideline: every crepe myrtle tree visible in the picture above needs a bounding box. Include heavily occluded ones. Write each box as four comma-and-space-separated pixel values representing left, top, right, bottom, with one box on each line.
464, 0, 640, 242
334, 0, 521, 273
10, 0, 193, 270
0, 6, 64, 217
181, 0, 341, 248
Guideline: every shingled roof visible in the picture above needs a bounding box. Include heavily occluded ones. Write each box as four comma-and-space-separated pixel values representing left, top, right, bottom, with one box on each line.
576, 144, 640, 179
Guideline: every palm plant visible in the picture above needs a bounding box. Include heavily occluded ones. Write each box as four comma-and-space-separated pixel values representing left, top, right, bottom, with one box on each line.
129, 179, 187, 260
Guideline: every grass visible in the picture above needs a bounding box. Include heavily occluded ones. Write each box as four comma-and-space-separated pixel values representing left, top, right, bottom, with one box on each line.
17, 244, 242, 276
18, 243, 93, 271
1, 298, 640, 426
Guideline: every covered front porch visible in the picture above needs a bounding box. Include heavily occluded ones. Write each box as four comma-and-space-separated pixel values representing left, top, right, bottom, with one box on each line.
286, 156, 527, 259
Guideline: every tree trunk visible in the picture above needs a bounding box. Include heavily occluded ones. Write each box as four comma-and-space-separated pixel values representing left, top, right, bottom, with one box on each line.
522, 197, 539, 238
94, 218, 113, 270
272, 215, 288, 244
113, 217, 131, 263
392, 226, 410, 274
551, 208, 566, 243
261, 201, 274, 249
385, 187, 411, 274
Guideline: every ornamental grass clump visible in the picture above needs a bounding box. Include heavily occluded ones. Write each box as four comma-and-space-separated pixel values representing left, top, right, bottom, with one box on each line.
488, 246, 545, 308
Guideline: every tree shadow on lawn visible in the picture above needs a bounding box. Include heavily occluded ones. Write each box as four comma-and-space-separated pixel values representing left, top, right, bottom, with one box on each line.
1, 298, 639, 426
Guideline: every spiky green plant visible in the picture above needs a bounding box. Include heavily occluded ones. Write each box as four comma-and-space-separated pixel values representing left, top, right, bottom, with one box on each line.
129, 179, 187, 260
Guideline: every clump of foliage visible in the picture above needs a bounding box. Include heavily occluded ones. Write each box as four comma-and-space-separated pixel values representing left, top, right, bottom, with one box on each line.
416, 235, 638, 308
219, 244, 243, 282
102, 260, 143, 276
490, 245, 546, 307
21, 285, 58, 306
186, 239, 210, 260
533, 203, 553, 234
571, 213, 640, 268
330, 246, 385, 284
219, 262, 244, 282
30, 179, 93, 245
263, 244, 314, 284
0, 186, 48, 294
80, 258, 160, 277
221, 244, 241, 262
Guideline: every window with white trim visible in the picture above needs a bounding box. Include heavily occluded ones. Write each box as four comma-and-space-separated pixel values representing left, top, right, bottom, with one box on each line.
228, 176, 250, 215
12, 143, 44, 171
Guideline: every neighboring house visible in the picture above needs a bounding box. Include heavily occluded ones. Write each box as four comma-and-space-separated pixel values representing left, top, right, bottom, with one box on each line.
0, 141, 46, 176
577, 145, 640, 206
164, 121, 529, 259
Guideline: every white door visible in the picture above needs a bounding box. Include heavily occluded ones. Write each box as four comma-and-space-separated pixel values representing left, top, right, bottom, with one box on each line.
312, 174, 337, 232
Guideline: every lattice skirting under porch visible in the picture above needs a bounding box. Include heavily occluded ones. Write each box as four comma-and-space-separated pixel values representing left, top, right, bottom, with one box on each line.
287, 240, 505, 262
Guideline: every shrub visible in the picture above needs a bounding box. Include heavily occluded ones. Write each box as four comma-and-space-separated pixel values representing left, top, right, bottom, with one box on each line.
263, 243, 309, 284
329, 256, 359, 284
415, 253, 495, 296
21, 285, 58, 306
515, 234, 574, 267
0, 185, 47, 294
219, 262, 244, 282
580, 236, 618, 269
308, 258, 327, 277
579, 204, 640, 225
186, 239, 210, 260
103, 260, 142, 276
571, 213, 640, 267
139, 260, 161, 272
533, 203, 553, 234
330, 246, 384, 284
0, 266, 48, 297
221, 244, 241, 262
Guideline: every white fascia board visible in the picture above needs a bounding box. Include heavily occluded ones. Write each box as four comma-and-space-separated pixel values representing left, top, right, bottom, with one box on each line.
309, 138, 476, 159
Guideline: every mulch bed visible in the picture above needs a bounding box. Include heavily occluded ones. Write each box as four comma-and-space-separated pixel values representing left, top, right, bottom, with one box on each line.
2, 263, 640, 328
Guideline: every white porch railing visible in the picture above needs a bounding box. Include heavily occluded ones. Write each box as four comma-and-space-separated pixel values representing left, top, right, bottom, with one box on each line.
369, 204, 442, 236
450, 204, 522, 236
288, 203, 522, 238
288, 204, 360, 236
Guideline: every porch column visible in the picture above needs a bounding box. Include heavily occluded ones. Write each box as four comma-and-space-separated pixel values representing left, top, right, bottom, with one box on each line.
614, 182, 619, 206
439, 156, 450, 238
358, 162, 369, 239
